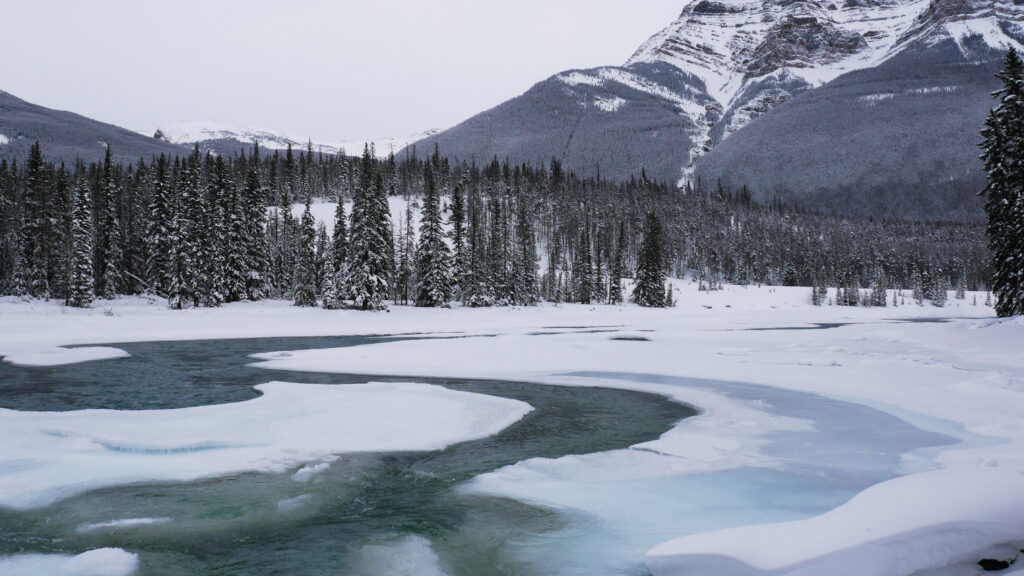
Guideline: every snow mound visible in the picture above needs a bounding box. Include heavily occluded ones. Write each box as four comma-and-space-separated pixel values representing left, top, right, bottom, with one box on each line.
645, 468, 1024, 576
0, 547, 138, 576
0, 133, 9, 146
0, 381, 532, 509
2, 346, 130, 367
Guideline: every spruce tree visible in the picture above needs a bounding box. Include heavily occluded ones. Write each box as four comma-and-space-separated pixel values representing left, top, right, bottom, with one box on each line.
464, 183, 493, 307
396, 208, 414, 304
321, 252, 340, 309
912, 267, 925, 305
202, 155, 228, 306
167, 160, 189, 309
415, 164, 453, 307
632, 212, 667, 307
931, 268, 948, 307
449, 175, 467, 298
574, 227, 593, 304
171, 146, 205, 307
66, 178, 94, 308
512, 196, 539, 305
870, 267, 887, 307
97, 146, 123, 299
219, 154, 247, 302
609, 221, 626, 304
146, 154, 174, 295
980, 47, 1024, 317
23, 142, 50, 299
347, 145, 392, 310
293, 199, 318, 307
244, 146, 269, 300
331, 191, 348, 298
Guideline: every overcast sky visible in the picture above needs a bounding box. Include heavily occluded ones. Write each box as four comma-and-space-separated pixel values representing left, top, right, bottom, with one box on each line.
1, 1, 681, 141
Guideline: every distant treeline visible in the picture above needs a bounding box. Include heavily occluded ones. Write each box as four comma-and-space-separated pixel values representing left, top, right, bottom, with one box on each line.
0, 140, 990, 309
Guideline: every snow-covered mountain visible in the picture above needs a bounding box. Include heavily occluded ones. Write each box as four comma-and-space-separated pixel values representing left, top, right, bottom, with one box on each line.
409, 0, 1024, 221
154, 120, 439, 158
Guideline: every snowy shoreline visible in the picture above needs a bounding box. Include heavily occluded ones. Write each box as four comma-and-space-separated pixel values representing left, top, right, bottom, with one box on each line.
0, 282, 1021, 575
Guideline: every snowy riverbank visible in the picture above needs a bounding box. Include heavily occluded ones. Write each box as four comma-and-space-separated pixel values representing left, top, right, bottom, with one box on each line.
1, 281, 1021, 575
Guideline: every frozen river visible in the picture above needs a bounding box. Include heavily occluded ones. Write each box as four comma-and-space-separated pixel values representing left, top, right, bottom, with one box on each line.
0, 335, 955, 575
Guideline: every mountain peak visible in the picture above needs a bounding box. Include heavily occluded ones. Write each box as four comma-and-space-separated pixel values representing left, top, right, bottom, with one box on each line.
152, 120, 440, 158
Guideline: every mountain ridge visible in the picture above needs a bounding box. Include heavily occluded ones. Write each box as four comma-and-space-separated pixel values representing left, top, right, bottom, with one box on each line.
405, 0, 1024, 221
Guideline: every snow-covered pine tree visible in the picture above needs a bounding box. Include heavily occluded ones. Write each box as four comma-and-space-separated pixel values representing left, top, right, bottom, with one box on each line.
244, 146, 269, 301
167, 160, 190, 309
292, 199, 318, 307
120, 160, 147, 296
870, 267, 887, 307
632, 212, 667, 307
463, 183, 493, 307
512, 195, 539, 305
65, 177, 94, 308
217, 154, 246, 302
593, 232, 606, 304
912, 267, 924, 305
575, 226, 593, 304
314, 222, 329, 295
844, 273, 860, 306
396, 208, 414, 305
201, 155, 228, 307
21, 142, 53, 300
51, 164, 72, 301
609, 221, 626, 304
279, 159, 297, 299
332, 191, 349, 299
980, 47, 1024, 317
449, 173, 467, 299
146, 154, 174, 295
415, 163, 453, 307
783, 264, 798, 287
487, 189, 510, 304
321, 252, 340, 309
931, 268, 948, 307
98, 146, 124, 300
347, 145, 393, 310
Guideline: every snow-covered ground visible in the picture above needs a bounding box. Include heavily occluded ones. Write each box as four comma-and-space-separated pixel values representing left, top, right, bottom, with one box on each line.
0, 281, 1021, 575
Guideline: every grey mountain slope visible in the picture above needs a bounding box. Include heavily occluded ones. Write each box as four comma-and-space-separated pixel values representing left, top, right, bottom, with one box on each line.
0, 91, 188, 165
406, 62, 713, 184
693, 36, 998, 222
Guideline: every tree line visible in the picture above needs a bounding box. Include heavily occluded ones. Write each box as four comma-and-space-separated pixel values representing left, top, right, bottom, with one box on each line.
0, 138, 991, 311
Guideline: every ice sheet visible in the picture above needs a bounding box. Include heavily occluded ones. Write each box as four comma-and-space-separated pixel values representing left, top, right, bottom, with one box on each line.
0, 381, 531, 509
0, 548, 138, 576
2, 346, 130, 367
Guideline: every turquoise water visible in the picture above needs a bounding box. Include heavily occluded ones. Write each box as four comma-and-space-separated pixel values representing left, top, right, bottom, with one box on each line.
0, 336, 692, 575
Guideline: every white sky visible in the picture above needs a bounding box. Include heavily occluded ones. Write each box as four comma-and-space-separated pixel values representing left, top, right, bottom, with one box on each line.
1, 1, 682, 141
